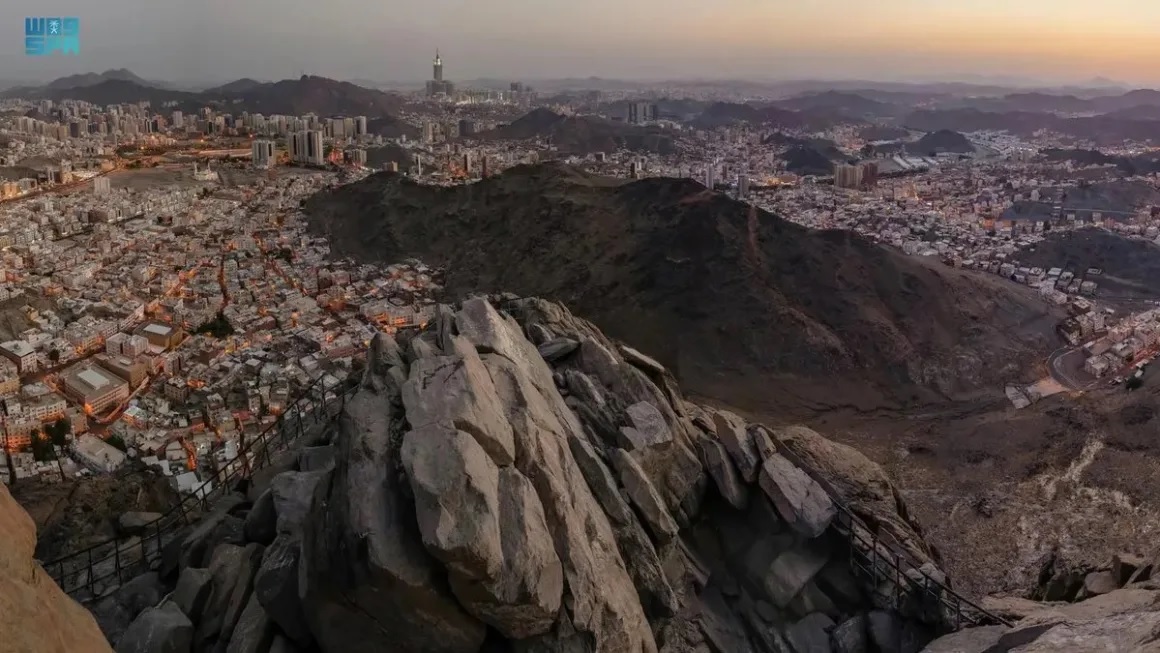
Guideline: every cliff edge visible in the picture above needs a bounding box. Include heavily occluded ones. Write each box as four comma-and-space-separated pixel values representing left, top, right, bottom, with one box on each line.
98, 295, 983, 653
0, 481, 112, 653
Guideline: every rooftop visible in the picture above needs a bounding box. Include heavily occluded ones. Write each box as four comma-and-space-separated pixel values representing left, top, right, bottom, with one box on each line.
0, 340, 34, 357
77, 369, 110, 390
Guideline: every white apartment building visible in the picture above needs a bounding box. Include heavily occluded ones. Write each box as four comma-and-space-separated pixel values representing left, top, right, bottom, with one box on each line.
0, 340, 37, 374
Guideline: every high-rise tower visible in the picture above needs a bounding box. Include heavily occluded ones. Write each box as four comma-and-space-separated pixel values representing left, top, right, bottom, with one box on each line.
433, 50, 443, 82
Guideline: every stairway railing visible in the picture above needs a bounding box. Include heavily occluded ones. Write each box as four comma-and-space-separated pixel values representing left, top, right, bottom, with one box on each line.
42, 375, 357, 600
771, 436, 1012, 630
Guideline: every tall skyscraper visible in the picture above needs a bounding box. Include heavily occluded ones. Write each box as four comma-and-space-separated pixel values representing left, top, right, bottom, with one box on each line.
833, 163, 864, 189
627, 102, 657, 125
307, 130, 324, 165
859, 162, 879, 189
251, 139, 275, 169
355, 116, 367, 137
425, 49, 455, 97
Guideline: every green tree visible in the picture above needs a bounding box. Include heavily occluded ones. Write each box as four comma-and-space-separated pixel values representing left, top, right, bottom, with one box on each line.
106, 434, 128, 452
29, 429, 54, 462
194, 312, 235, 339
48, 418, 70, 447
47, 349, 60, 364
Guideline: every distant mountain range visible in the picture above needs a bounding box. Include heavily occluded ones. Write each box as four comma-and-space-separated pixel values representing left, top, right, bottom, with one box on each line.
1, 71, 407, 118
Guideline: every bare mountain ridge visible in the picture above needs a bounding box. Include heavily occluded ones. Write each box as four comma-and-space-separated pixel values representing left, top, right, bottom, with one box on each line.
303, 163, 1061, 416
2, 74, 406, 118
907, 129, 975, 155
480, 108, 676, 155
903, 108, 1160, 146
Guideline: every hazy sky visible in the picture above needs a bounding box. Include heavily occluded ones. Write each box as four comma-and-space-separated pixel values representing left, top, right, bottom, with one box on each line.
8, 0, 1160, 85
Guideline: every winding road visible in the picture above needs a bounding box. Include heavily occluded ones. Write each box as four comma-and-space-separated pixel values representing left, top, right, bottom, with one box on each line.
1047, 345, 1097, 391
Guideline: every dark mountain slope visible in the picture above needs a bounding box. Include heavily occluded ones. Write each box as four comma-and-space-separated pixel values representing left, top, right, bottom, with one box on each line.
45, 68, 157, 90
481, 109, 675, 154
774, 91, 897, 118
303, 164, 1061, 415
908, 129, 975, 155
216, 75, 405, 117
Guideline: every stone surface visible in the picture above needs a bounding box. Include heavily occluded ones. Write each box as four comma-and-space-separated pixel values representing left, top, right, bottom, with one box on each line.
402, 420, 505, 585
254, 535, 312, 647
115, 602, 192, 653
299, 385, 487, 653
402, 420, 563, 638
698, 436, 748, 510
226, 593, 275, 653
172, 567, 213, 623
537, 337, 580, 362
785, 612, 836, 653
920, 625, 1008, 652
270, 470, 326, 536
117, 511, 163, 536
179, 500, 247, 570
831, 613, 870, 653
1114, 553, 1146, 587
1011, 610, 1160, 652
622, 401, 673, 449
618, 344, 666, 376
753, 543, 832, 609
243, 489, 277, 546
90, 572, 166, 646
1084, 570, 1120, 597
712, 409, 760, 482
0, 481, 113, 653
773, 425, 938, 566
222, 542, 266, 641
402, 334, 516, 466
868, 610, 932, 653
611, 447, 680, 543
297, 444, 336, 472
758, 453, 836, 539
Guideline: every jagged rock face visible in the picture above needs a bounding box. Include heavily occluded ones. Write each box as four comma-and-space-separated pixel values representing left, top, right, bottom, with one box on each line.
290, 296, 948, 653
106, 295, 957, 653
0, 481, 113, 653
924, 587, 1160, 652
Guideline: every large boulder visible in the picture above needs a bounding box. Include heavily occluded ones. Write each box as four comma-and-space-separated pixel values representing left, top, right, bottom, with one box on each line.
758, 453, 836, 539
115, 602, 192, 653
713, 409, 760, 482
90, 572, 165, 645
298, 376, 487, 653
253, 535, 312, 647
401, 335, 516, 466
171, 567, 213, 623
402, 418, 564, 638
773, 426, 937, 565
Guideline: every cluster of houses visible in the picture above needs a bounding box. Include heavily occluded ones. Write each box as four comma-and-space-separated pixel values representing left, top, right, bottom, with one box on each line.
1078, 308, 1160, 378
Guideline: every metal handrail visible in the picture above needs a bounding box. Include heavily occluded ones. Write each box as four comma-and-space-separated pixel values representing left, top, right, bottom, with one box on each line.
769, 434, 1011, 630
44, 374, 358, 598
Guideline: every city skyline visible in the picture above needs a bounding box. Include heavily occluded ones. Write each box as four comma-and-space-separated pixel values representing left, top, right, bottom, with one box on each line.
7, 0, 1160, 86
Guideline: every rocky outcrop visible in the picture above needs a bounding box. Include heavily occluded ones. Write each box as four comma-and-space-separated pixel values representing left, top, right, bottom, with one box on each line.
924, 587, 1160, 652
924, 550, 1160, 651
108, 295, 969, 653
0, 480, 113, 653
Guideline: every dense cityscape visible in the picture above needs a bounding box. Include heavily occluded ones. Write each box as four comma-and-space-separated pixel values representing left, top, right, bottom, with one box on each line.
10, 25, 1160, 651
3, 52, 1160, 490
